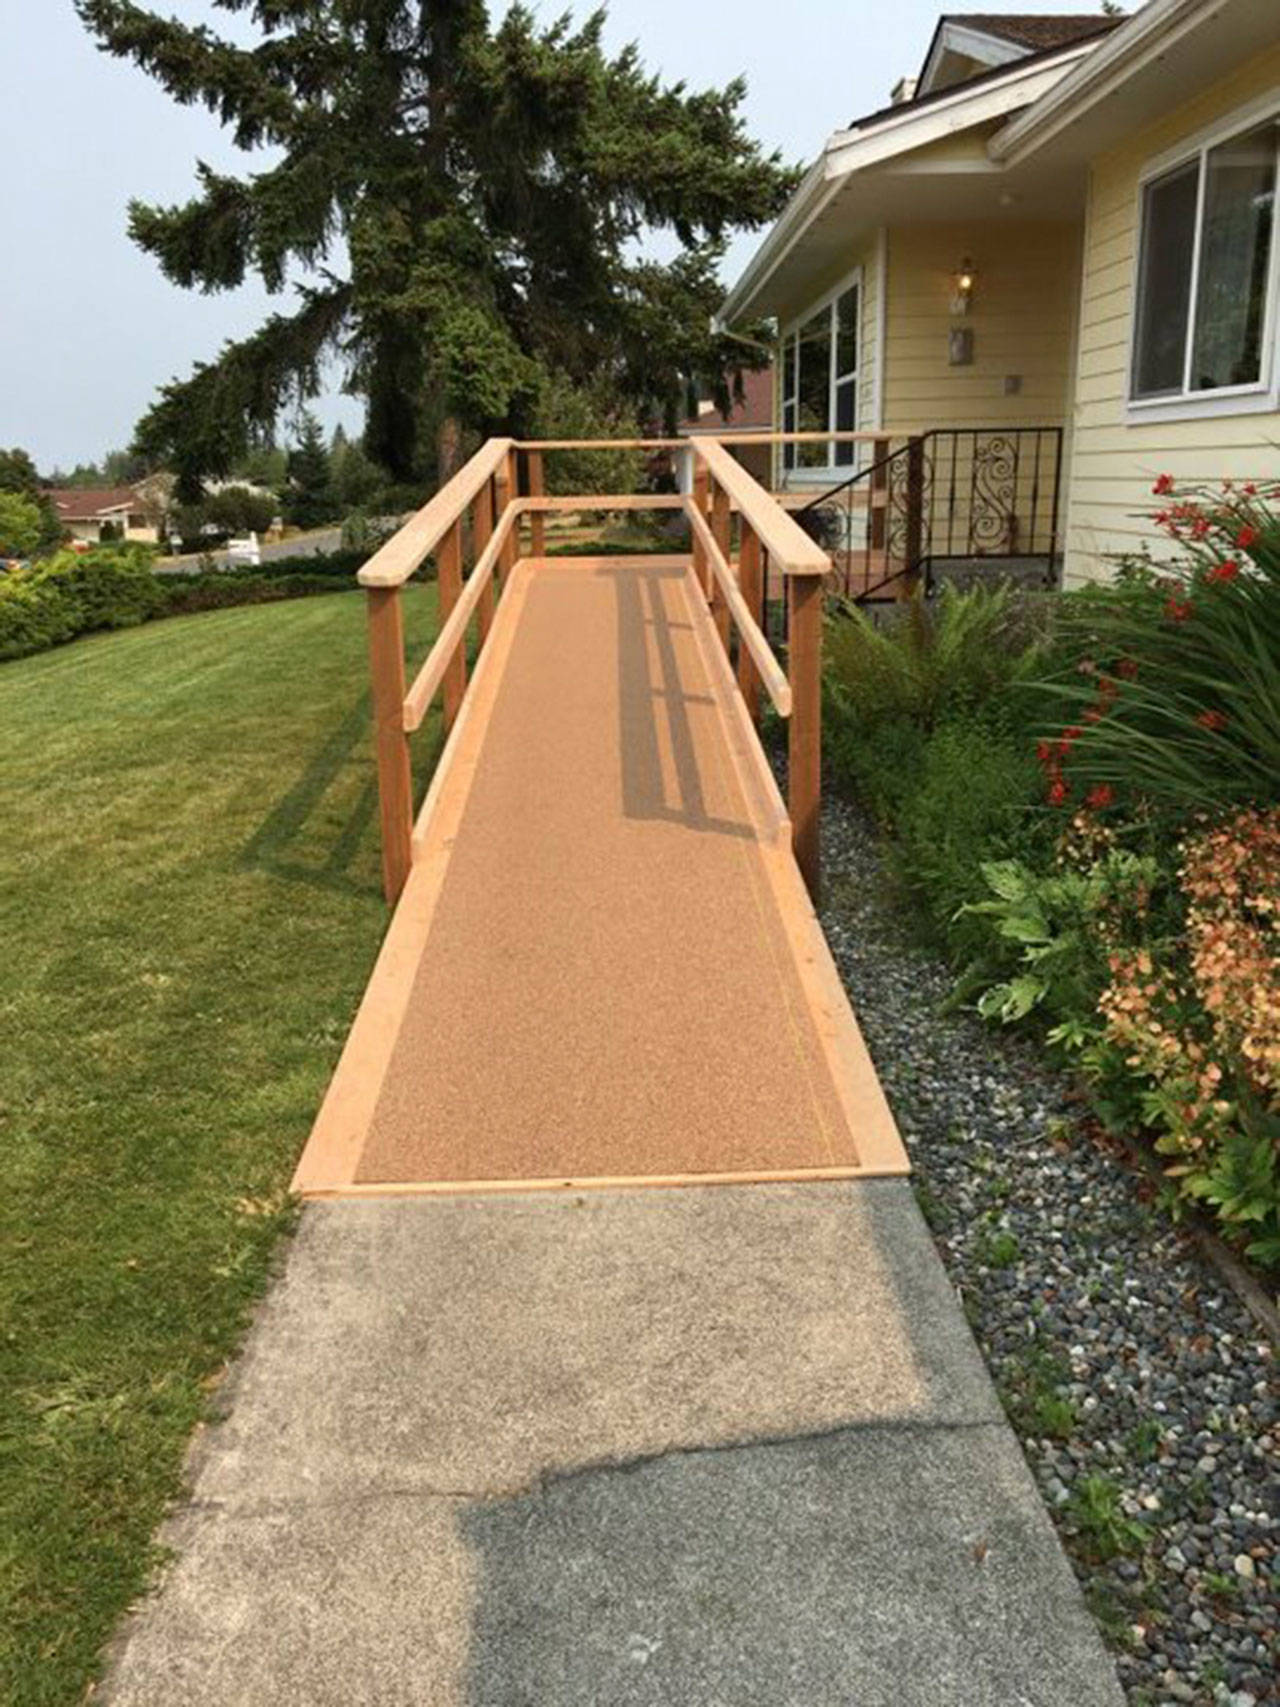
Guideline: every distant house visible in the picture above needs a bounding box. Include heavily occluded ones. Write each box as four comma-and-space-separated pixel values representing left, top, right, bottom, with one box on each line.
679, 367, 776, 488
719, 0, 1280, 586
44, 483, 169, 546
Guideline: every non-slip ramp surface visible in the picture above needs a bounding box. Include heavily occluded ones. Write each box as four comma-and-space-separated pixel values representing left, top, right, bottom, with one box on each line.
293, 556, 905, 1192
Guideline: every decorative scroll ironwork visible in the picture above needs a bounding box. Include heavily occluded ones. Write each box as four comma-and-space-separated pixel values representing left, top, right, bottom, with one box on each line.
968, 432, 1018, 556
794, 424, 1063, 604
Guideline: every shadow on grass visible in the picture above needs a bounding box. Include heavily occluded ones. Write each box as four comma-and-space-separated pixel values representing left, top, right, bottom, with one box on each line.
240, 689, 383, 898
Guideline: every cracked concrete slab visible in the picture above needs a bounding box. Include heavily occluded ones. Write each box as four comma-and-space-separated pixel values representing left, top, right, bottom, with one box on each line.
99, 1184, 1123, 1705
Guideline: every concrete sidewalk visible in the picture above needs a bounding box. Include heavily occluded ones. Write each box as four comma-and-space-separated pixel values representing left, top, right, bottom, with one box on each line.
101, 1183, 1123, 1705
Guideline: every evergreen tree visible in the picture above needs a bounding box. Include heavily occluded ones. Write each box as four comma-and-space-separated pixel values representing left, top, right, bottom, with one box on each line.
77, 1, 794, 493
284, 413, 335, 527
0, 448, 63, 549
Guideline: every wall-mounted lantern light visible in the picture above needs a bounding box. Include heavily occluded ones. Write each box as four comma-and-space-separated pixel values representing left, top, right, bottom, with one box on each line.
950, 257, 975, 316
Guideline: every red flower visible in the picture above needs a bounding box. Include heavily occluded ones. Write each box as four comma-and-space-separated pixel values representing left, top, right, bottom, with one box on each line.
1086, 785, 1115, 810
1243, 483, 1257, 496
1205, 559, 1240, 584
1191, 516, 1210, 538
1196, 709, 1228, 732
1047, 778, 1069, 807
1152, 473, 1175, 496
1235, 526, 1258, 550
1164, 596, 1193, 622
1035, 739, 1053, 766
1116, 658, 1139, 680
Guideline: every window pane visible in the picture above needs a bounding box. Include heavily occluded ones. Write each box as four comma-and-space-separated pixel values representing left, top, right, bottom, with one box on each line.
835, 379, 857, 466
1191, 121, 1277, 391
797, 309, 831, 468
782, 401, 796, 470
784, 335, 798, 401
1132, 162, 1198, 397
836, 284, 859, 378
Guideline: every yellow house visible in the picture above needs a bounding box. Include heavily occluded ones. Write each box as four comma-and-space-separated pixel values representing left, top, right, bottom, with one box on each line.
719, 0, 1280, 588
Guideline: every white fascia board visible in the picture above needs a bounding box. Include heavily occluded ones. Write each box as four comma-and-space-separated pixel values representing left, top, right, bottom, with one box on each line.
719, 44, 1092, 326
919, 21, 1027, 93
825, 45, 1095, 176
990, 0, 1206, 164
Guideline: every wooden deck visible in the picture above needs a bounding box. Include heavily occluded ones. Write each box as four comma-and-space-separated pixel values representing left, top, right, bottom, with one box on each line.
292, 552, 906, 1195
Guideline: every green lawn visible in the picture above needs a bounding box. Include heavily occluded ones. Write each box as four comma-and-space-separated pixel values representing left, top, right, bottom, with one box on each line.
0, 591, 443, 1705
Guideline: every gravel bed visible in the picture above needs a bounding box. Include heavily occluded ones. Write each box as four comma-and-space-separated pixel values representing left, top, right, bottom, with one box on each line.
818, 791, 1279, 1707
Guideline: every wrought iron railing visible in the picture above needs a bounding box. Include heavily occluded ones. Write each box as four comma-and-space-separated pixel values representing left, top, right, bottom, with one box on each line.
795, 425, 1064, 602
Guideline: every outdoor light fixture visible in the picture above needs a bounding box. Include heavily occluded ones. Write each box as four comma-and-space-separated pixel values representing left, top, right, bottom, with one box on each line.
950, 257, 975, 315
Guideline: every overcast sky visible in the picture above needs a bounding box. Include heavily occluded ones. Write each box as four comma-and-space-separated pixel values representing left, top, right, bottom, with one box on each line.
2, 0, 1108, 471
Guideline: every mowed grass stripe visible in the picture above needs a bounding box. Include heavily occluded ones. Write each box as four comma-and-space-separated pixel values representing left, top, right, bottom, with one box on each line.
0, 591, 442, 1705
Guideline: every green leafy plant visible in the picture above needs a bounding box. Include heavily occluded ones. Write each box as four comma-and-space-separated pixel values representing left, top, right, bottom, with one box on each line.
959, 848, 1160, 1027
1065, 1474, 1148, 1563
1035, 477, 1280, 814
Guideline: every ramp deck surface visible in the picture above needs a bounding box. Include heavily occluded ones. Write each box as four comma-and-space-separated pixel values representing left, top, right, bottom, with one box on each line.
293, 554, 906, 1194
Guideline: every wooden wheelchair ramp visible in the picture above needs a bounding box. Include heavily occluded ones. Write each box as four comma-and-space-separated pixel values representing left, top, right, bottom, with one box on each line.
292, 553, 906, 1195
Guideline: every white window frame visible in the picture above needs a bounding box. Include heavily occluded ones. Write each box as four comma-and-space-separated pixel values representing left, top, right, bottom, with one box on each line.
779, 265, 863, 481
1126, 90, 1280, 425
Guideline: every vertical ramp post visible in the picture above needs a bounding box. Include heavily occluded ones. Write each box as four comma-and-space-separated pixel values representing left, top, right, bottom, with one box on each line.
528, 449, 546, 558
367, 587, 413, 904
711, 479, 732, 653
496, 458, 516, 588
787, 571, 823, 903
738, 526, 762, 724
691, 461, 711, 597
474, 480, 495, 642
437, 518, 466, 734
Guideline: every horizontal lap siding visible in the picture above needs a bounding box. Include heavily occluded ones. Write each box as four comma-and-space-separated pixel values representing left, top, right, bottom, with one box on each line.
1065, 46, 1280, 584
883, 220, 1082, 433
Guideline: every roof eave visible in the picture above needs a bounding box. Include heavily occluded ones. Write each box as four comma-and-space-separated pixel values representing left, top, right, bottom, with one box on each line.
990, 0, 1204, 164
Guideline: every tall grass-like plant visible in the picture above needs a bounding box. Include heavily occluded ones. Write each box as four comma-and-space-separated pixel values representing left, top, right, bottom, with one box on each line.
1036, 479, 1280, 814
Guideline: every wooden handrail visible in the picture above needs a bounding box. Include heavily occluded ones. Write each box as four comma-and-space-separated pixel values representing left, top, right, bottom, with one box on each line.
402, 501, 519, 733
684, 500, 791, 718
691, 439, 830, 578
520, 493, 686, 512
359, 438, 514, 589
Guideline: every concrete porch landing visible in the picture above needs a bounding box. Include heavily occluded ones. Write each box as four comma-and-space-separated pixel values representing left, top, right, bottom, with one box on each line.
99, 1184, 1123, 1706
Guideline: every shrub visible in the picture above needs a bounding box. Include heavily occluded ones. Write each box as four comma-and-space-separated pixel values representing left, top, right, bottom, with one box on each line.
1098, 806, 1280, 1265
0, 545, 351, 663
1036, 477, 1280, 816
0, 492, 46, 559
891, 716, 1046, 955
204, 485, 279, 535
29, 545, 165, 632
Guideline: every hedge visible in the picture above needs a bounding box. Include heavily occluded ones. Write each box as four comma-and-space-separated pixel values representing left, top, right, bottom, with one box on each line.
0, 545, 353, 663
